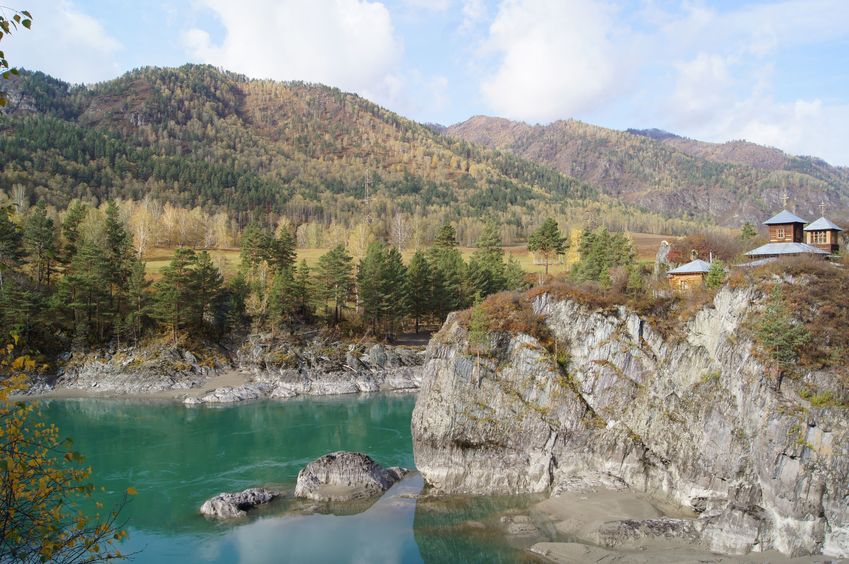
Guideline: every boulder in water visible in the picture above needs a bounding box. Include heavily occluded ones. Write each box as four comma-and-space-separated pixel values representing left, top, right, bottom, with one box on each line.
200, 487, 278, 519
294, 451, 407, 501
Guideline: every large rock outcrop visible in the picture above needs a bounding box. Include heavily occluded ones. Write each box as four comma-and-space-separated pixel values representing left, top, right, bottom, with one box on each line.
412, 287, 849, 558
294, 451, 408, 501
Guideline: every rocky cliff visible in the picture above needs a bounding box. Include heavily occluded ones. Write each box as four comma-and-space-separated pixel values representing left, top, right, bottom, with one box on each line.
412, 287, 849, 557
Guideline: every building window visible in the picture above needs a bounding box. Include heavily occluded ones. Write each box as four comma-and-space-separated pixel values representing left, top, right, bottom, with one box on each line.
814, 231, 828, 244
777, 227, 785, 239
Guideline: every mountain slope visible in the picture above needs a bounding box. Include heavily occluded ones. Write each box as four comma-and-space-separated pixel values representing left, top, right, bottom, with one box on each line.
2, 65, 702, 241
448, 116, 849, 225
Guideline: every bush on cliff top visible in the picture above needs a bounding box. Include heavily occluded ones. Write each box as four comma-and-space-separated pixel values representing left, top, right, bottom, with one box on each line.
456, 291, 551, 345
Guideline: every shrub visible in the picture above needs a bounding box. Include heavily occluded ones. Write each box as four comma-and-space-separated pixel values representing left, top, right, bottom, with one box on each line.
668, 232, 748, 264
754, 287, 811, 367
705, 259, 727, 289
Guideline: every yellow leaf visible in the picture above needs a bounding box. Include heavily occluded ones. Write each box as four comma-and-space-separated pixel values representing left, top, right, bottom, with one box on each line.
126, 487, 137, 495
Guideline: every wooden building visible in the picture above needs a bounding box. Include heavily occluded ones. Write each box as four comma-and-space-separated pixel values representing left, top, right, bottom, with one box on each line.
804, 217, 843, 254
764, 209, 806, 243
667, 259, 711, 290
745, 209, 829, 261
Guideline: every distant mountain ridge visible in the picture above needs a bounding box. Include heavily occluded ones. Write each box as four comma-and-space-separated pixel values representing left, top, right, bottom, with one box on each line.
447, 116, 849, 225
3, 65, 847, 234
1, 65, 701, 241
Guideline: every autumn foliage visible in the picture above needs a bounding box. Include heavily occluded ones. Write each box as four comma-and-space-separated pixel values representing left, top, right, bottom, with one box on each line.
0, 340, 131, 562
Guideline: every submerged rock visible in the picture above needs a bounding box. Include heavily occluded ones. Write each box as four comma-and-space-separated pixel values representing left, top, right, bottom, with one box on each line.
200, 488, 278, 519
294, 451, 408, 501
184, 383, 273, 405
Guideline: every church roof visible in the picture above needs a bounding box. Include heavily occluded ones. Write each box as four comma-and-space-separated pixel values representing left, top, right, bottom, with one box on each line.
745, 242, 828, 257
763, 210, 808, 225
804, 217, 843, 232
667, 259, 712, 275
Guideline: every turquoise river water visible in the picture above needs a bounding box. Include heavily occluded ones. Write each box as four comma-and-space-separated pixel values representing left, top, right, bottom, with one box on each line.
39, 394, 541, 563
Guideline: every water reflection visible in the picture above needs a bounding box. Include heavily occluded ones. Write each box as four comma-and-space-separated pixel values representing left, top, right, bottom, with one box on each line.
38, 396, 544, 563
413, 491, 547, 563
121, 475, 425, 564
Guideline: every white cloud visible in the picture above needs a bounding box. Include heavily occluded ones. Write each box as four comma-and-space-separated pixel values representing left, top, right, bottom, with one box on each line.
479, 0, 626, 123
3, 0, 122, 84
654, 1, 849, 165
184, 0, 402, 94
460, 0, 487, 32
674, 92, 849, 167
362, 71, 450, 121
670, 53, 734, 127
403, 0, 452, 11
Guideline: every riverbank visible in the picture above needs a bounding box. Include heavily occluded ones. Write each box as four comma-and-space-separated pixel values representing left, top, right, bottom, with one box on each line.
26, 336, 425, 403
32, 369, 252, 400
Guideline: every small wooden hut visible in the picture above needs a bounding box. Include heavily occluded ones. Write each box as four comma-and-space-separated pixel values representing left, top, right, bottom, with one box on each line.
667, 259, 711, 290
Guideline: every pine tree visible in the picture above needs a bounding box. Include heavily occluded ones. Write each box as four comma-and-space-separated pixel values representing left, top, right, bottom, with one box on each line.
0, 207, 23, 290
626, 265, 645, 295
316, 244, 353, 323
293, 260, 313, 320
271, 229, 296, 271
191, 250, 224, 335
239, 222, 273, 270
434, 223, 459, 249
739, 223, 757, 243
383, 246, 408, 337
104, 201, 133, 286
468, 221, 506, 298
123, 259, 152, 345
103, 201, 134, 340
528, 218, 567, 275
23, 200, 56, 288
59, 241, 110, 345
223, 272, 250, 333
406, 250, 432, 333
503, 255, 528, 291
705, 259, 727, 289
755, 287, 810, 366
428, 223, 467, 320
153, 247, 198, 341
428, 244, 467, 321
357, 242, 386, 333
573, 226, 635, 283
60, 200, 88, 263
267, 267, 298, 334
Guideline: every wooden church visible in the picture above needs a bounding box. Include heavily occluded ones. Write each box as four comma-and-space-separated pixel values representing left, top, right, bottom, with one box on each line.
745, 200, 842, 262
668, 199, 843, 289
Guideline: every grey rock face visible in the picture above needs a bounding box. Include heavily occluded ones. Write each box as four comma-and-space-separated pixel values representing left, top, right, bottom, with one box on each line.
200, 488, 278, 519
412, 287, 849, 558
294, 451, 408, 501
48, 344, 216, 394
36, 338, 423, 400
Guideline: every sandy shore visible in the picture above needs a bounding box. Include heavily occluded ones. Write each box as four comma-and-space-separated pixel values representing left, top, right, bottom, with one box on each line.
528, 490, 847, 563
28, 369, 252, 401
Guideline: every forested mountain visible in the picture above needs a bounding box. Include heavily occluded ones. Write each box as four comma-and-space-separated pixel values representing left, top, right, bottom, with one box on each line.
0, 65, 702, 244
447, 116, 849, 226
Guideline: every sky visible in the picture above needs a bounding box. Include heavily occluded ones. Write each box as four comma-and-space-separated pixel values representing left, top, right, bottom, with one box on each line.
4, 0, 849, 166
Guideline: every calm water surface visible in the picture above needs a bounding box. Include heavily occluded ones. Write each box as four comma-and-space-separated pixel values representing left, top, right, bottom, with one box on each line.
40, 395, 540, 563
